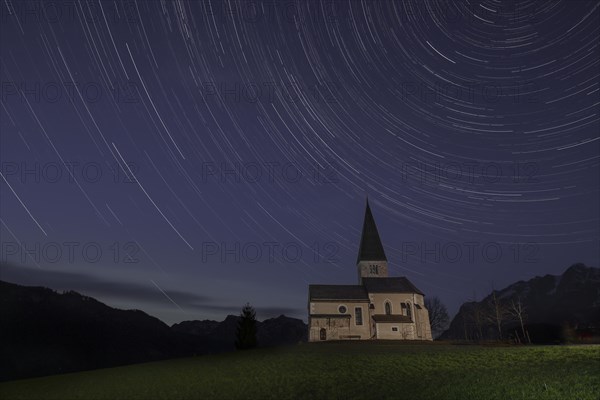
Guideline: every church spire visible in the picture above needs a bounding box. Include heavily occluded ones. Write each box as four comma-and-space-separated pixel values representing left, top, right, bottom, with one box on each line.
356, 198, 387, 264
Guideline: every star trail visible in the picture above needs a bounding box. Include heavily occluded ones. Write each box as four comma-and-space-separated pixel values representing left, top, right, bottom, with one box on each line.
1, 0, 598, 323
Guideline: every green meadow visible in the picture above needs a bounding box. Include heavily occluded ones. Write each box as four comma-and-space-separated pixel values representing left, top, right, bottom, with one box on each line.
1, 342, 598, 400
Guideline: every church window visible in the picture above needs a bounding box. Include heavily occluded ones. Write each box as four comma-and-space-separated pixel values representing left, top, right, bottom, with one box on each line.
401, 302, 407, 316
369, 264, 379, 274
384, 301, 392, 315
355, 307, 363, 325
320, 328, 326, 340
392, 327, 398, 332
406, 302, 412, 319
338, 305, 347, 314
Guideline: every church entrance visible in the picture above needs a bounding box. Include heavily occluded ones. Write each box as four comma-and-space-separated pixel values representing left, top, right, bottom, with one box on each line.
319, 328, 326, 340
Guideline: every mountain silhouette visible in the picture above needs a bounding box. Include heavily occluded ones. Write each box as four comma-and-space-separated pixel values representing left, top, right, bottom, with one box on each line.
173, 314, 307, 350
0, 280, 306, 381
440, 263, 600, 342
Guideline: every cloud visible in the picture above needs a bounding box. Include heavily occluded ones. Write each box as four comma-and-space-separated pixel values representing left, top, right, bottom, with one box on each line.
0, 262, 211, 308
0, 262, 306, 322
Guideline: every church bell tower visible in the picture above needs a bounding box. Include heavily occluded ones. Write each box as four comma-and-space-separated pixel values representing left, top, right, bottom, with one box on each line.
356, 198, 388, 284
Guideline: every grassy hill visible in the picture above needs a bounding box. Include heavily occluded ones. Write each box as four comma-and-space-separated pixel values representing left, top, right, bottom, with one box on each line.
0, 342, 598, 400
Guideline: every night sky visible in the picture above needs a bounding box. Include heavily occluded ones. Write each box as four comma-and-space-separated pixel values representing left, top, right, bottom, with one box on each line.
1, 0, 598, 324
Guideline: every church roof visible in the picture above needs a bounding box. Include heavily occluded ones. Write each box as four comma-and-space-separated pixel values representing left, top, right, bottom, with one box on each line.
309, 277, 423, 300
357, 199, 387, 264
308, 285, 369, 301
372, 314, 413, 323
362, 277, 424, 295
310, 314, 352, 318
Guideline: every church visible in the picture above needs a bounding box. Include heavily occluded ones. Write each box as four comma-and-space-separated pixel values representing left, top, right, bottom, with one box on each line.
308, 200, 433, 341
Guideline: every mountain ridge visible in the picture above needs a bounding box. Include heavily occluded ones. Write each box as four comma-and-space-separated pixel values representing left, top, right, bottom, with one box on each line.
439, 263, 600, 342
0, 280, 306, 381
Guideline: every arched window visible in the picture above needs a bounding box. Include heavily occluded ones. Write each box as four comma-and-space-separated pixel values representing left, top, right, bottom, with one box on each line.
384, 301, 392, 315
355, 307, 363, 326
401, 302, 412, 317
319, 328, 326, 340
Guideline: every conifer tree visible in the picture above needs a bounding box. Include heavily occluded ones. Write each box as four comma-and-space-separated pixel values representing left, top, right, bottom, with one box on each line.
235, 303, 257, 350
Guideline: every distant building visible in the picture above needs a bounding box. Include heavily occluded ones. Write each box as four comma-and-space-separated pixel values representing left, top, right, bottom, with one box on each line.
308, 199, 433, 341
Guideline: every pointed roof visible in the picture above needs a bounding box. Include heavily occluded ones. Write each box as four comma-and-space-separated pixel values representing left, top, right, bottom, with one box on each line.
356, 198, 387, 264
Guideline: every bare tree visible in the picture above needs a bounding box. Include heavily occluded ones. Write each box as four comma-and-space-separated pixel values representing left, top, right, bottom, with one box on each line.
467, 292, 485, 341
485, 289, 508, 340
470, 302, 486, 341
508, 297, 530, 344
425, 296, 450, 338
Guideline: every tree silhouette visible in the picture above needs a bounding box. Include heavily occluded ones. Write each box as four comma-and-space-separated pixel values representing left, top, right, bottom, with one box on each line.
508, 297, 530, 344
485, 289, 508, 340
467, 292, 485, 341
235, 303, 257, 350
425, 296, 449, 339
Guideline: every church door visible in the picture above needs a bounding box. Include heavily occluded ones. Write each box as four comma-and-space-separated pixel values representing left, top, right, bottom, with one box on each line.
319, 328, 327, 340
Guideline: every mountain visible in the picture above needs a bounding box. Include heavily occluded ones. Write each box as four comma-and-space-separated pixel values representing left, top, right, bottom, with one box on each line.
440, 263, 600, 342
258, 315, 308, 346
0, 280, 202, 381
0, 280, 307, 381
172, 314, 307, 350
171, 319, 221, 337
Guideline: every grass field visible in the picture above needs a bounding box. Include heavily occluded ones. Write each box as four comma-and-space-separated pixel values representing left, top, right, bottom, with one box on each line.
0, 342, 598, 400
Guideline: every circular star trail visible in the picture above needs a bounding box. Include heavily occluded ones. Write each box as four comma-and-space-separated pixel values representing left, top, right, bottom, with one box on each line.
1, 0, 598, 322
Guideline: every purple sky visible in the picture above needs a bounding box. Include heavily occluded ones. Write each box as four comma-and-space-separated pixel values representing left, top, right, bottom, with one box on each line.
1, 1, 598, 324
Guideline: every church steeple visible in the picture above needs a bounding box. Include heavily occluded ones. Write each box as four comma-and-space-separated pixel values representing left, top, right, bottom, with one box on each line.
357, 198, 387, 264
356, 198, 388, 283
